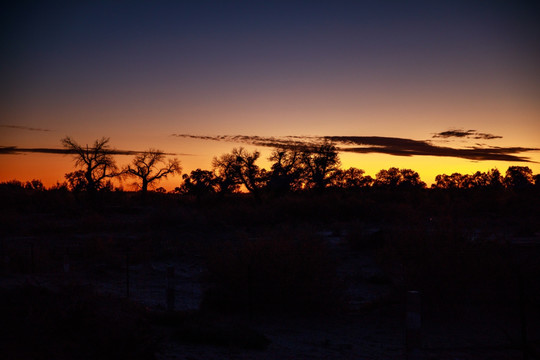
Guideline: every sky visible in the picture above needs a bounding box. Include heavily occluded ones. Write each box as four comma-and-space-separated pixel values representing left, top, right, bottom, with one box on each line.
1, 1, 539, 190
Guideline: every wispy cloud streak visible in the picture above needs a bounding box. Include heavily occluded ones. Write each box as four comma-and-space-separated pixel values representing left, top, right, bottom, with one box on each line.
0, 147, 187, 156
0, 124, 52, 132
432, 129, 502, 140
171, 134, 538, 163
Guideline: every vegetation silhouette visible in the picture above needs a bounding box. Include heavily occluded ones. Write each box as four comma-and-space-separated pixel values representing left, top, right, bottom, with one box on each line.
212, 147, 266, 198
266, 148, 304, 194
373, 167, 425, 189
121, 149, 181, 194
1, 138, 538, 201
504, 166, 535, 189
176, 169, 219, 200
180, 142, 341, 198
61, 136, 118, 194
299, 141, 341, 191
43, 137, 537, 196
330, 167, 373, 189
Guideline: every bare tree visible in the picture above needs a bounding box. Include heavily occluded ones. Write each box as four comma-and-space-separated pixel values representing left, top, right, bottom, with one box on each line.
61, 136, 118, 193
123, 149, 181, 193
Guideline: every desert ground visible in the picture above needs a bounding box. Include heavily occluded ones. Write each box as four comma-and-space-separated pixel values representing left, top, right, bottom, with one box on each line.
1, 189, 539, 359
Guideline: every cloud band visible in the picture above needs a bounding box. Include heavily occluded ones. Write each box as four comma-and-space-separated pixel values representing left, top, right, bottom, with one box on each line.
171, 134, 538, 163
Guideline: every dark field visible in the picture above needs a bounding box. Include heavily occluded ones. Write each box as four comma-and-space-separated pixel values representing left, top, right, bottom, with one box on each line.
1, 187, 539, 359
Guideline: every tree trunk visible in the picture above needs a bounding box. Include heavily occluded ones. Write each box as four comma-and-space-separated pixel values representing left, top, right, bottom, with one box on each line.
142, 179, 148, 193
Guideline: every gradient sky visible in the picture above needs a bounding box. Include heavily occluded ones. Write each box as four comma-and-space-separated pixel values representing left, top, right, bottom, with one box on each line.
1, 1, 539, 190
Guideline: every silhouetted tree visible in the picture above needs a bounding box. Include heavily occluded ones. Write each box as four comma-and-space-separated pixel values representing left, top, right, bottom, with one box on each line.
486, 168, 504, 189
0, 180, 24, 191
232, 147, 267, 195
64, 170, 87, 192
467, 170, 504, 189
433, 173, 462, 189
177, 169, 219, 199
458, 174, 475, 189
212, 148, 267, 196
375, 167, 425, 189
330, 167, 373, 189
300, 141, 340, 190
375, 167, 401, 188
470, 171, 490, 188
433, 169, 504, 189
212, 152, 242, 194
399, 168, 426, 188
49, 181, 69, 192
24, 179, 44, 191
267, 148, 304, 194
122, 149, 181, 193
61, 136, 118, 193
504, 166, 533, 189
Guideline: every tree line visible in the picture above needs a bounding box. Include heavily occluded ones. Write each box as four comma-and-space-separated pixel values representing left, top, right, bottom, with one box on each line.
2, 136, 539, 195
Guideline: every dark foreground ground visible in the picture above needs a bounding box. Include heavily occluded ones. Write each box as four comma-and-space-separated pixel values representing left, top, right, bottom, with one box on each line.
1, 189, 539, 359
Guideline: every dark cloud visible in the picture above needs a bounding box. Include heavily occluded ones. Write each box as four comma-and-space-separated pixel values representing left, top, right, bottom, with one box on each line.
171, 134, 538, 163
334, 139, 535, 162
0, 124, 52, 132
0, 146, 186, 156
432, 129, 502, 140
172, 134, 321, 151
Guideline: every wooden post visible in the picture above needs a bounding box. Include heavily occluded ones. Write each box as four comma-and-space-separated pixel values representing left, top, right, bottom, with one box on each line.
406, 290, 422, 360
166, 266, 175, 312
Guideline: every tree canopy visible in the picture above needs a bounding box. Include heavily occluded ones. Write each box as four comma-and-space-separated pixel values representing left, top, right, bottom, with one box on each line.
122, 149, 181, 193
53, 137, 539, 196
61, 136, 117, 193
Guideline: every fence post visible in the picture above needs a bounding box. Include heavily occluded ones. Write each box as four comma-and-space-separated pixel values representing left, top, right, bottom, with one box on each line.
167, 266, 175, 312
406, 290, 422, 360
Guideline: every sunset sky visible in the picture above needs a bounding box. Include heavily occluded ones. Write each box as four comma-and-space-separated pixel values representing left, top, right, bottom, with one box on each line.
2, 1, 539, 190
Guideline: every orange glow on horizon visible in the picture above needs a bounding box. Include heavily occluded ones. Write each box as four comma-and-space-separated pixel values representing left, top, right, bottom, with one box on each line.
2, 144, 539, 192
